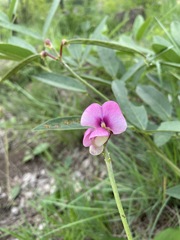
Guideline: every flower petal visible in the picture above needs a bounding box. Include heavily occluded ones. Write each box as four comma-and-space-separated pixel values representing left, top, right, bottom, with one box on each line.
89, 145, 104, 155
102, 101, 127, 134
89, 127, 110, 139
83, 128, 94, 147
80, 103, 102, 128
94, 136, 109, 147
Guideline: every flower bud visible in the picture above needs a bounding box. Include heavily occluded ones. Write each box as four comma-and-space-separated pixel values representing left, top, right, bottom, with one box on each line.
44, 39, 53, 49
40, 50, 48, 58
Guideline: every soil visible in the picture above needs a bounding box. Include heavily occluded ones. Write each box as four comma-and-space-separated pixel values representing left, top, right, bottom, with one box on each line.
0, 128, 105, 240
0, 129, 56, 240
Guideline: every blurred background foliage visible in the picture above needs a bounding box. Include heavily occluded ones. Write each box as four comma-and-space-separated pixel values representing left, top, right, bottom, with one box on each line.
0, 0, 180, 240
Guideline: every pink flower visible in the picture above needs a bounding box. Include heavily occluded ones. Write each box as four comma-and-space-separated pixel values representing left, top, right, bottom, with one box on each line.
80, 101, 127, 155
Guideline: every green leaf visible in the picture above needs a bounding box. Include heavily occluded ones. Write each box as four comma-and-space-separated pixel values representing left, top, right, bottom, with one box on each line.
33, 143, 50, 155
154, 132, 173, 147
10, 185, 21, 200
0, 21, 42, 40
32, 72, 86, 92
120, 60, 145, 82
42, 0, 60, 38
156, 121, 180, 132
68, 44, 83, 62
23, 152, 34, 162
0, 11, 9, 22
160, 61, 180, 68
136, 85, 172, 121
133, 15, 144, 40
136, 17, 152, 41
0, 54, 40, 82
171, 21, 180, 46
80, 16, 108, 64
98, 46, 120, 78
8, 0, 18, 20
126, 103, 148, 130
112, 80, 148, 130
154, 228, 180, 240
119, 35, 153, 55
33, 116, 86, 131
0, 43, 35, 61
152, 36, 180, 63
81, 74, 111, 85
166, 185, 180, 200
8, 36, 37, 53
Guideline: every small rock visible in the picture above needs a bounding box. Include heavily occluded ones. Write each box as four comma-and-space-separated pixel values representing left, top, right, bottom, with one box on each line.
38, 223, 46, 230
43, 184, 51, 193
19, 197, 25, 208
40, 169, 46, 176
22, 172, 37, 188
50, 185, 56, 194
24, 191, 33, 199
74, 181, 82, 193
72, 171, 83, 180
11, 207, 19, 216
0, 192, 7, 199
81, 158, 91, 169
50, 177, 55, 185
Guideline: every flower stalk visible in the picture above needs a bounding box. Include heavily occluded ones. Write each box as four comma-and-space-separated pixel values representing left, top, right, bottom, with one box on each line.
104, 148, 133, 240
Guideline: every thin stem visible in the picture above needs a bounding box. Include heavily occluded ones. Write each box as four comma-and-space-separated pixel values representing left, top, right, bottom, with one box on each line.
4, 131, 11, 200
104, 148, 133, 240
61, 59, 109, 101
149, 196, 170, 240
144, 134, 180, 177
155, 150, 180, 177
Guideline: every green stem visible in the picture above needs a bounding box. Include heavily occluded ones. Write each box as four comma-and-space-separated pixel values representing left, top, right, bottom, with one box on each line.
155, 150, 180, 177
66, 38, 146, 58
104, 148, 133, 240
61, 59, 108, 101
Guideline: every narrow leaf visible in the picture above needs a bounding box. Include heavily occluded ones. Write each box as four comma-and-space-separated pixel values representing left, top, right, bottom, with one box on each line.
0, 54, 40, 82
32, 72, 86, 92
0, 43, 35, 61
166, 185, 180, 200
98, 47, 120, 78
8, 36, 37, 53
160, 61, 180, 68
112, 80, 148, 130
152, 36, 180, 63
120, 60, 145, 82
133, 15, 144, 40
136, 17, 152, 41
10, 185, 21, 200
126, 103, 148, 130
33, 143, 50, 155
81, 74, 110, 85
81, 16, 108, 64
0, 21, 42, 40
43, 0, 60, 38
8, 0, 18, 20
0, 11, 9, 22
33, 116, 86, 131
171, 21, 180, 46
136, 85, 172, 121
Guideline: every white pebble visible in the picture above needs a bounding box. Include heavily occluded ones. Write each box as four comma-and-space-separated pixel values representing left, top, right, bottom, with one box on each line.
11, 207, 19, 216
